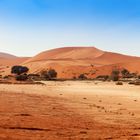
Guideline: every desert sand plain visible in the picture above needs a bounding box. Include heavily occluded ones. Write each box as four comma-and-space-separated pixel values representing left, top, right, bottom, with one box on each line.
0, 81, 139, 140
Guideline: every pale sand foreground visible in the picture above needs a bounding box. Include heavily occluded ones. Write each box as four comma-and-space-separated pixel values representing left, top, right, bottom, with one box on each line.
0, 81, 140, 140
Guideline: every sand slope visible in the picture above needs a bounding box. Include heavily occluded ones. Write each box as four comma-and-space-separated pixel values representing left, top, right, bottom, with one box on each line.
0, 52, 17, 59
0, 52, 30, 74
0, 52, 29, 66
22, 47, 140, 78
24, 47, 104, 63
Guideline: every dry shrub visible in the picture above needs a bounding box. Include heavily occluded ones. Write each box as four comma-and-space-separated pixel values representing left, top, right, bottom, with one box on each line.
116, 82, 123, 85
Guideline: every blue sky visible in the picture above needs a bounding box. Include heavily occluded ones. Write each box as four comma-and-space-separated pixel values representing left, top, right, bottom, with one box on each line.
0, 0, 140, 56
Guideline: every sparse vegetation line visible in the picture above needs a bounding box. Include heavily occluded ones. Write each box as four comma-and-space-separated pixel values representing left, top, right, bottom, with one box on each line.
0, 126, 51, 131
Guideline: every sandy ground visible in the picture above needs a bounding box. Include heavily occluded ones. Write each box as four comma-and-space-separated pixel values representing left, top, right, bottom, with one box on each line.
0, 81, 140, 140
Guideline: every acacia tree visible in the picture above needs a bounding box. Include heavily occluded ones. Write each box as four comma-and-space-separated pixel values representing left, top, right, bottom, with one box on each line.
48, 69, 57, 79
111, 69, 120, 81
121, 68, 130, 78
41, 69, 57, 80
11, 66, 29, 81
11, 66, 29, 75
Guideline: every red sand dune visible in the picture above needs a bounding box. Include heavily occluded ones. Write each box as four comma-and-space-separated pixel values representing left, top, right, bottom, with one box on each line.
0, 57, 28, 67
0, 52, 29, 74
0, 52, 17, 59
0, 52, 29, 66
93, 52, 140, 65
1, 47, 140, 78
24, 47, 104, 63
22, 47, 140, 79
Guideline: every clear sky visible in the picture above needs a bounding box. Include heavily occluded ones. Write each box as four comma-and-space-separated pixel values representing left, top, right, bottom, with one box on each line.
0, 0, 140, 56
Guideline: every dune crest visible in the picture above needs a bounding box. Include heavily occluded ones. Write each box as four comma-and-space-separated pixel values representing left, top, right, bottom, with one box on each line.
24, 47, 104, 63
